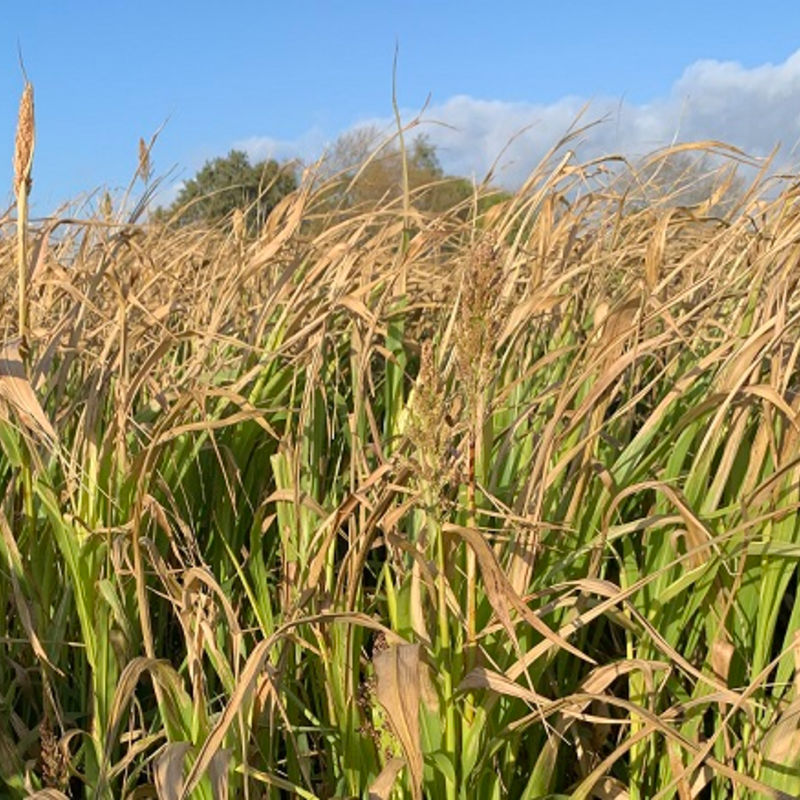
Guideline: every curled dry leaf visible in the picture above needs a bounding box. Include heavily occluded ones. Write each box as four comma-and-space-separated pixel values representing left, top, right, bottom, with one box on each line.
0, 340, 57, 444
443, 522, 594, 665
154, 741, 192, 800
374, 643, 424, 800
761, 631, 800, 769
207, 748, 231, 800
369, 757, 406, 800
710, 639, 735, 686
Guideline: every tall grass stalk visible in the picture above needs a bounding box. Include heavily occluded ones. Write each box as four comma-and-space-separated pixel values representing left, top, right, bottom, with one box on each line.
12, 80, 35, 533
14, 80, 33, 350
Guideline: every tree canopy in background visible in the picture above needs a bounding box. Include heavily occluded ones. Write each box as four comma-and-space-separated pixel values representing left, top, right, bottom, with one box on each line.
157, 135, 746, 236
161, 149, 298, 230
321, 126, 478, 213
158, 133, 510, 231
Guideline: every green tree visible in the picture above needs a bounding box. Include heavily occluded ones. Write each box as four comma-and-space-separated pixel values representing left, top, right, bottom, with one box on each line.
163, 149, 297, 230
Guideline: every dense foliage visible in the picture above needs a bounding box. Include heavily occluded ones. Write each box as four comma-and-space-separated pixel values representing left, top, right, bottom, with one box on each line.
161, 148, 298, 230
2, 131, 800, 799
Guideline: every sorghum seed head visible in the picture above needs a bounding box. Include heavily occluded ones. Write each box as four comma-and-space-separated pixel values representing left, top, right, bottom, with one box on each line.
13, 83, 34, 199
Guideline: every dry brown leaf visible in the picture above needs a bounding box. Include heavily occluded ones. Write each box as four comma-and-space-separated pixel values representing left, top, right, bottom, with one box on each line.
337, 294, 379, 326
303, 491, 362, 600
498, 293, 564, 345
741, 384, 800, 430
154, 741, 191, 800
762, 700, 800, 768
761, 632, 800, 768
460, 666, 550, 705
710, 640, 734, 686
410, 561, 430, 648
181, 612, 404, 799
590, 776, 631, 800
207, 749, 231, 800
28, 222, 54, 290
444, 523, 595, 665
369, 757, 406, 800
0, 340, 57, 444
645, 209, 678, 292
666, 738, 692, 800
374, 643, 423, 800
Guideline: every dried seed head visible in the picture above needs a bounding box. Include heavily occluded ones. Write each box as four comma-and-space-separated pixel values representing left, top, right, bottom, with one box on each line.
232, 207, 245, 242
407, 340, 453, 496
39, 718, 68, 791
100, 190, 114, 221
138, 136, 151, 183
456, 232, 503, 405
13, 82, 34, 199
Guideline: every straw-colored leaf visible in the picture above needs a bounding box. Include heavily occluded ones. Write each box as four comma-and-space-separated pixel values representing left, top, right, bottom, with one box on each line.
207, 748, 231, 800
369, 757, 406, 800
0, 340, 56, 443
444, 523, 595, 664
154, 741, 192, 800
374, 644, 423, 800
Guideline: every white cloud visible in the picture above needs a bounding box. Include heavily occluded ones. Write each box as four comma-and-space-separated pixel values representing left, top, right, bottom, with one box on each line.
233, 127, 328, 167
233, 49, 800, 188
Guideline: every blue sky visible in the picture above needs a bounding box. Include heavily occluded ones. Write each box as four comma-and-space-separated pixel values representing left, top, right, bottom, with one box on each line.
2, 1, 800, 213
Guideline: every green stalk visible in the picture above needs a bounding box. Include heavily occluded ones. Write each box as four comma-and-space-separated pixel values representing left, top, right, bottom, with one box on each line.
464, 422, 478, 729
429, 492, 458, 800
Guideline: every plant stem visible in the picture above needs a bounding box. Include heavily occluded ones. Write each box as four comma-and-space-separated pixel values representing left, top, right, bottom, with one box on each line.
430, 496, 458, 800
16, 148, 34, 529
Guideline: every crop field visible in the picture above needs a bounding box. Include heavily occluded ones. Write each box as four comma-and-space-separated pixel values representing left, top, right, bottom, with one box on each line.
3, 89, 800, 798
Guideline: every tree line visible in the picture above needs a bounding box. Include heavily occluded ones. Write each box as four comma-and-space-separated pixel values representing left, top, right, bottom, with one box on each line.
157, 126, 502, 231
158, 127, 745, 231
